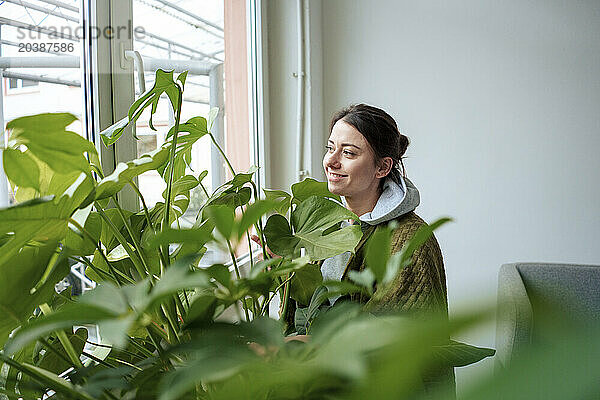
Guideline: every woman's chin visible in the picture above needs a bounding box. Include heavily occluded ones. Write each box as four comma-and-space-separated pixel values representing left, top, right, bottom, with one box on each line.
327, 182, 345, 196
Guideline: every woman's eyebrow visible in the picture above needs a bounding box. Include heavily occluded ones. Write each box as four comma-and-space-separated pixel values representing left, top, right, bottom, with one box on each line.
327, 140, 361, 150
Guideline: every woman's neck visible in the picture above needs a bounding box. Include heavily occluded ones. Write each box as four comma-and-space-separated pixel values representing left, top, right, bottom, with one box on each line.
344, 186, 382, 218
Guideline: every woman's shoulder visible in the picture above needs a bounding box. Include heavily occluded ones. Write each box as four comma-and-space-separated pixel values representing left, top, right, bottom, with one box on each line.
385, 212, 441, 254
387, 211, 427, 237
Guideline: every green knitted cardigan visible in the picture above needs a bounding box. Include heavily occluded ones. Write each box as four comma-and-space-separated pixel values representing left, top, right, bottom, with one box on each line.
346, 211, 449, 316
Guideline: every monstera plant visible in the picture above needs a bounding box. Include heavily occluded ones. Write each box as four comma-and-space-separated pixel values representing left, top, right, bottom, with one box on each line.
0, 69, 497, 400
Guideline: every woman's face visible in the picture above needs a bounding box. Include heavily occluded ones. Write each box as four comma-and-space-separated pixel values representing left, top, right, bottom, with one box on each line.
323, 120, 383, 198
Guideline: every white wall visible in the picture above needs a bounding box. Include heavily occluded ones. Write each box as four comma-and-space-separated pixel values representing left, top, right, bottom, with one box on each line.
267, 0, 600, 394
266, 0, 326, 189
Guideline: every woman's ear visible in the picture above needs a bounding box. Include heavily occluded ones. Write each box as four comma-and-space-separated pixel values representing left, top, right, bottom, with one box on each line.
375, 157, 393, 179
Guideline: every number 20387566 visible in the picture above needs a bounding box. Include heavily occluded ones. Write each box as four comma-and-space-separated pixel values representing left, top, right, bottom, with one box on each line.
19, 43, 75, 53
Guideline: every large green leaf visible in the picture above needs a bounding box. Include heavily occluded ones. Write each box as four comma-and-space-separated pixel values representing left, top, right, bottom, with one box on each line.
365, 226, 392, 283
263, 189, 292, 215
291, 177, 341, 204
6, 113, 97, 175
158, 174, 199, 222
95, 144, 170, 200
0, 241, 68, 347
5, 260, 214, 354
12, 152, 94, 210
235, 199, 277, 239
262, 214, 295, 258
205, 205, 234, 240
264, 196, 362, 261
0, 196, 71, 267
2, 148, 40, 191
289, 263, 323, 305
0, 180, 93, 345
3, 288, 126, 355
152, 219, 214, 262
162, 116, 210, 178
100, 69, 183, 146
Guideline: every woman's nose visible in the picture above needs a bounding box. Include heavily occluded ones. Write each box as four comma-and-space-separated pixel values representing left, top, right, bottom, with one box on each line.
324, 151, 341, 168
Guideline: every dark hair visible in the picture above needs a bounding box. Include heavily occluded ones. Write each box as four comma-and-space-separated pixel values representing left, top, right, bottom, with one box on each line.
329, 103, 409, 185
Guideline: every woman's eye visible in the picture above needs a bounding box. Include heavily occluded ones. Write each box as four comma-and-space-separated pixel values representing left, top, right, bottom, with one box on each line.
343, 150, 355, 156
325, 145, 333, 152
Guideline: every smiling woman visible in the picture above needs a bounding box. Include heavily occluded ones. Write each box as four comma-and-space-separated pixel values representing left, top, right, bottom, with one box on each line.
320, 103, 455, 396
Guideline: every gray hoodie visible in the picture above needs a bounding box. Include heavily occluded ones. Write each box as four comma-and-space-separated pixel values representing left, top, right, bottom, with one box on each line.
320, 176, 421, 302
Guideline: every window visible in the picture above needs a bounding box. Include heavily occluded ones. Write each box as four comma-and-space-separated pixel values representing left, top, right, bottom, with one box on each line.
130, 0, 226, 213
0, 0, 83, 206
1, 0, 264, 252
125, 0, 254, 226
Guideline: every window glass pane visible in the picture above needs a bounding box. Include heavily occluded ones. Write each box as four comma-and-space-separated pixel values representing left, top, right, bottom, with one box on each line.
132, 0, 252, 227
0, 0, 83, 206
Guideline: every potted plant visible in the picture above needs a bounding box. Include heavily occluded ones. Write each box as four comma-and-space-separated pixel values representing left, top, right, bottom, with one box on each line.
0, 69, 494, 400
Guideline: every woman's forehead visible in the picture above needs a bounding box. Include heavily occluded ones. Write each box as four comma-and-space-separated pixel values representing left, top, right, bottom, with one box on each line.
329, 120, 368, 146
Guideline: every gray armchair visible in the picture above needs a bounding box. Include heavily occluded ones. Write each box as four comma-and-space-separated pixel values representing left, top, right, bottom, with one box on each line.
495, 262, 600, 370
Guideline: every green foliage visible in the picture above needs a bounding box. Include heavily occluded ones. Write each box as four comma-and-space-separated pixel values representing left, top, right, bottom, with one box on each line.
100, 70, 185, 146
95, 144, 170, 200
6, 113, 98, 175
290, 177, 341, 204
0, 70, 498, 400
264, 196, 362, 261
289, 263, 323, 305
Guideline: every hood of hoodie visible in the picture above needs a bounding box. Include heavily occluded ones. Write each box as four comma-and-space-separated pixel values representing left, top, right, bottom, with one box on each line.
343, 176, 420, 227
320, 177, 420, 304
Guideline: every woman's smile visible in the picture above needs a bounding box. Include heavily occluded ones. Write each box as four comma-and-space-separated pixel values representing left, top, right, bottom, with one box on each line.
327, 170, 347, 181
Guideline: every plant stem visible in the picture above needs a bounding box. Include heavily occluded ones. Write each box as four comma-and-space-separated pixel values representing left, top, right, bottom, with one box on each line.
260, 272, 295, 316
250, 181, 268, 260
74, 254, 134, 286
162, 88, 184, 262
107, 357, 144, 371
126, 337, 157, 359
199, 181, 210, 198
111, 196, 153, 278
145, 326, 170, 369
81, 351, 116, 369
95, 205, 148, 280
130, 175, 170, 269
226, 240, 250, 321
68, 219, 130, 286
0, 353, 95, 400
244, 229, 260, 317
209, 133, 235, 176
279, 275, 292, 321
160, 304, 180, 343
129, 181, 153, 231
182, 289, 190, 309
39, 304, 83, 369
39, 337, 77, 368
